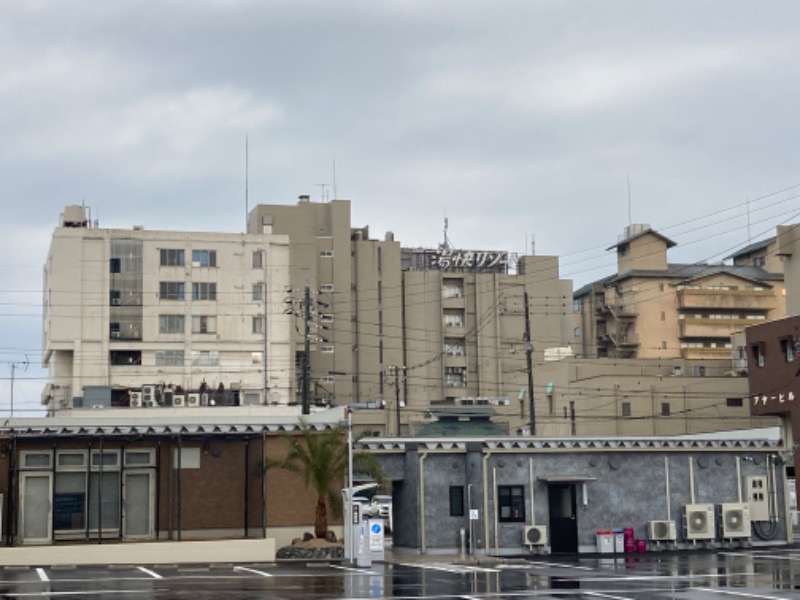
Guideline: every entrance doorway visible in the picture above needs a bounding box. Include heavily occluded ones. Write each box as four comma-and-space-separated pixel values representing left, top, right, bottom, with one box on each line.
19, 472, 53, 544
547, 483, 577, 553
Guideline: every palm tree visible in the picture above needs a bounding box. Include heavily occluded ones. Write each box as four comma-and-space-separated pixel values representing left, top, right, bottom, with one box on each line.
273, 419, 386, 539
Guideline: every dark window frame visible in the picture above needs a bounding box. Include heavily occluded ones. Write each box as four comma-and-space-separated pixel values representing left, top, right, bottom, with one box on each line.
449, 486, 465, 517
497, 485, 525, 523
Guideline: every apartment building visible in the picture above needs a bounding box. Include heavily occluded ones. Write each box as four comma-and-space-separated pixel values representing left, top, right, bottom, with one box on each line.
573, 224, 785, 361
42, 205, 293, 414
248, 197, 573, 435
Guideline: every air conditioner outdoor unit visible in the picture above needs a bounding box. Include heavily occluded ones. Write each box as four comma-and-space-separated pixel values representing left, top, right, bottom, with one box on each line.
129, 392, 142, 408
523, 525, 548, 546
647, 520, 677, 541
719, 503, 751, 539
163, 389, 174, 406
142, 385, 155, 401
144, 399, 157, 408
172, 394, 185, 407
684, 504, 715, 540
187, 393, 200, 407
111, 298, 121, 306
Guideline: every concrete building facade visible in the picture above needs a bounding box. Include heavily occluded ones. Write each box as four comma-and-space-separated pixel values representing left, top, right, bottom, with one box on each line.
42, 205, 293, 414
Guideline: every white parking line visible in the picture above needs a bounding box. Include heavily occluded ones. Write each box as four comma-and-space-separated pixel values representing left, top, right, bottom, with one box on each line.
398, 562, 499, 574
526, 560, 595, 571
330, 565, 379, 574
694, 588, 795, 599
10, 592, 144, 597
136, 566, 162, 579
586, 593, 636, 600
35, 568, 49, 582
233, 566, 273, 577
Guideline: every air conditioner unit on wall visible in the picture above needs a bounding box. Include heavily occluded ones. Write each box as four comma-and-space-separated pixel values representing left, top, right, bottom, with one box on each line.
648, 520, 677, 541
684, 504, 715, 540
172, 394, 185, 407
142, 385, 155, 401
187, 393, 200, 407
523, 525, 548, 546
719, 503, 751, 539
129, 392, 142, 408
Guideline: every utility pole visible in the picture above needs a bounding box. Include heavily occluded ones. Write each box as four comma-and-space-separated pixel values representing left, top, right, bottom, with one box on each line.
302, 284, 311, 415
524, 292, 536, 435
392, 366, 406, 435
9, 358, 29, 418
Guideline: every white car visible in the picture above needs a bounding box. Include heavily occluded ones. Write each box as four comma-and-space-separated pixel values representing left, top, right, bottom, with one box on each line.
371, 495, 393, 532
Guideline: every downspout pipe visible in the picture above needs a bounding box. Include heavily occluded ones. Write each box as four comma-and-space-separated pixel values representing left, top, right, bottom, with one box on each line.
482, 451, 492, 555
419, 451, 428, 553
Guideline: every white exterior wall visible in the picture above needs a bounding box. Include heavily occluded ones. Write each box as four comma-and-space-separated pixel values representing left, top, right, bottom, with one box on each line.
43, 224, 292, 414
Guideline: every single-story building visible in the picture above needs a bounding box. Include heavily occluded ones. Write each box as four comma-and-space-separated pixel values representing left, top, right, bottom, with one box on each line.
359, 427, 791, 555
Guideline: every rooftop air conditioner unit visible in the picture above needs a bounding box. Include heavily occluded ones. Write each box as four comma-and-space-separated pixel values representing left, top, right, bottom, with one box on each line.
648, 520, 677, 541
142, 385, 155, 401
187, 393, 200, 407
129, 392, 142, 408
524, 525, 548, 546
684, 504, 715, 540
172, 394, 185, 407
144, 399, 157, 408
719, 503, 751, 539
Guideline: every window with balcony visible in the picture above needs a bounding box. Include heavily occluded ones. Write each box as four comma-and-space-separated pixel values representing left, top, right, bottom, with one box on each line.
159, 281, 185, 300
192, 282, 217, 301
444, 339, 465, 356
443, 310, 464, 328
159, 315, 185, 334
192, 315, 217, 334
160, 249, 184, 267
156, 351, 184, 366
442, 280, 464, 299
191, 249, 217, 267
191, 350, 219, 366
445, 366, 466, 387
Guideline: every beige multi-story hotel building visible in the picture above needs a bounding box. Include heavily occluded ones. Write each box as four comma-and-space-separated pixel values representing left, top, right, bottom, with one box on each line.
573, 224, 785, 362
42, 205, 293, 413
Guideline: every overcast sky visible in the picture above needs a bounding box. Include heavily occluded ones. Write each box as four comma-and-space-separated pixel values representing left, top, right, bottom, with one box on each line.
1, 1, 799, 416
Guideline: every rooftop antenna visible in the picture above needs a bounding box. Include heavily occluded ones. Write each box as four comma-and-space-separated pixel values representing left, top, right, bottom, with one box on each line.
443, 215, 452, 249
332, 159, 337, 200
245, 133, 249, 231
531, 234, 536, 256
627, 174, 632, 226
746, 197, 751, 245
314, 183, 329, 203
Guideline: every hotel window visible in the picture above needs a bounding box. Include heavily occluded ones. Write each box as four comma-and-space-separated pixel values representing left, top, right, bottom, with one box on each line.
572, 298, 581, 312
192, 315, 217, 334
442, 280, 464, 299
443, 310, 464, 328
320, 250, 334, 258
252, 283, 264, 301
160, 249, 184, 267
445, 366, 466, 387
444, 339, 465, 356
192, 282, 217, 301
727, 397, 744, 408
377, 247, 382, 273
661, 402, 671, 417
252, 316, 264, 334
322, 345, 334, 354
378, 340, 383, 363
621, 402, 631, 417
781, 337, 795, 363
191, 350, 219, 366
109, 258, 121, 273
378, 281, 382, 304
320, 284, 334, 293
379, 370, 384, 395
159, 314, 185, 334
191, 250, 216, 267
750, 342, 765, 368
497, 485, 525, 523
252, 352, 262, 365
379, 311, 383, 335
573, 327, 580, 338
449, 486, 465, 517
156, 350, 184, 366
320, 314, 334, 323
252, 250, 264, 269
159, 281, 185, 300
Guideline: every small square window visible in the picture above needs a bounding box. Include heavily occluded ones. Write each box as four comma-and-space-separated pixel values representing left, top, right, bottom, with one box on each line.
726, 397, 744, 408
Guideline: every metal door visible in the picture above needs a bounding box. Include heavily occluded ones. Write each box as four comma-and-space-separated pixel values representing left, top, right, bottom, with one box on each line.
547, 483, 578, 553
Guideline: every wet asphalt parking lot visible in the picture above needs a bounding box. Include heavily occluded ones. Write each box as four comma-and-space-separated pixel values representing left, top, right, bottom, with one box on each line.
3, 548, 800, 598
